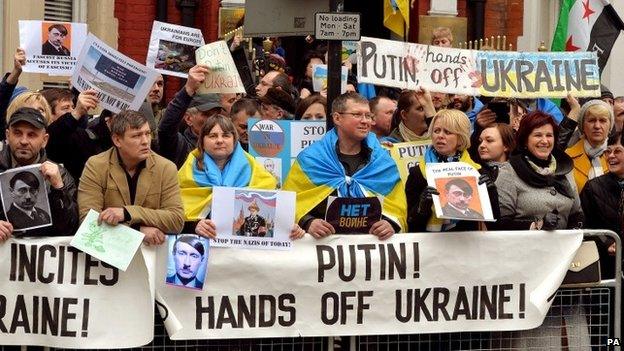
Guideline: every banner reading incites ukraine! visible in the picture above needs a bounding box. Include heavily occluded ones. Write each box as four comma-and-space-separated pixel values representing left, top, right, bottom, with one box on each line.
357, 36, 601, 98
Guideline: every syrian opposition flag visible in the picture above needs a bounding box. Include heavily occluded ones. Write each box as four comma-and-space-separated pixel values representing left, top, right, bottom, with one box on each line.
552, 0, 624, 72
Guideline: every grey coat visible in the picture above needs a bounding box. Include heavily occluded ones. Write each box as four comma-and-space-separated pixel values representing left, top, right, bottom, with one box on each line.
494, 156, 583, 230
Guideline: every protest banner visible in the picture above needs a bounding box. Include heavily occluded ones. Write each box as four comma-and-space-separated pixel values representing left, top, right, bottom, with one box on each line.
325, 196, 382, 234
71, 209, 144, 271
155, 230, 582, 339
0, 237, 155, 348
209, 187, 296, 250
19, 20, 87, 76
71, 34, 159, 113
386, 140, 431, 184
195, 41, 246, 94
357, 36, 601, 98
426, 162, 494, 221
146, 21, 205, 78
312, 64, 348, 93
248, 118, 326, 188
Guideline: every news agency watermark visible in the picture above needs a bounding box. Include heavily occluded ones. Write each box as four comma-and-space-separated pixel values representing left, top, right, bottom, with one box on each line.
607, 337, 621, 347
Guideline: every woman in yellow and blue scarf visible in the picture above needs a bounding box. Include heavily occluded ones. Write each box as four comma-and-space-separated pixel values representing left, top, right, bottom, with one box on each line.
178, 115, 304, 239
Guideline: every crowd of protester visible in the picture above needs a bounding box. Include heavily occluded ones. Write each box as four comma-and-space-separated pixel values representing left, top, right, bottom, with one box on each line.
0, 28, 621, 278
0, 22, 621, 350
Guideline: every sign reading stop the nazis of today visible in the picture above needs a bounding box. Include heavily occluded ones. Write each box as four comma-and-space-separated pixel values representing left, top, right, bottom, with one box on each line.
315, 12, 361, 41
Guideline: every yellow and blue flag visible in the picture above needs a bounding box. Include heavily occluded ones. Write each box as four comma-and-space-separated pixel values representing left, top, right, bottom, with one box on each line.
384, 0, 410, 38
178, 143, 277, 220
284, 129, 407, 231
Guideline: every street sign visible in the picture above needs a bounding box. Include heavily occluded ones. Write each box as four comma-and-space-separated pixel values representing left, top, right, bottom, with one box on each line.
314, 12, 361, 41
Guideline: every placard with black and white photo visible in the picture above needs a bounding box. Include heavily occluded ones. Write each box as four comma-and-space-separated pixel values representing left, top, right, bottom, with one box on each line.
0, 164, 52, 231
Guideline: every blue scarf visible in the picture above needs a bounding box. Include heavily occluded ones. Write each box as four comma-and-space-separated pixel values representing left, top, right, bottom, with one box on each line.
192, 143, 251, 187
297, 128, 399, 197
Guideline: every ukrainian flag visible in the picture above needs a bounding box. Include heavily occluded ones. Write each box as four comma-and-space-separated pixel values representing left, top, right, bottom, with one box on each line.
384, 0, 410, 38
284, 129, 407, 232
178, 144, 277, 220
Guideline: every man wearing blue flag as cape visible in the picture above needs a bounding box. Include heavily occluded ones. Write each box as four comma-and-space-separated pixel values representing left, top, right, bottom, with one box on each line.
284, 92, 407, 239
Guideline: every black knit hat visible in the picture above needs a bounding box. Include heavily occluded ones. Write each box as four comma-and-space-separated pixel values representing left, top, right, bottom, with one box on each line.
259, 87, 296, 114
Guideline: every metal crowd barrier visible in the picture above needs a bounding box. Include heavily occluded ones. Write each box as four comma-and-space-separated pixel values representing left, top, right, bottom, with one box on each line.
3, 230, 621, 351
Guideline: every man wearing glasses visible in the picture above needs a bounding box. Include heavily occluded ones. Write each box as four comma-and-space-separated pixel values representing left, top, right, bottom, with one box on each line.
284, 92, 407, 240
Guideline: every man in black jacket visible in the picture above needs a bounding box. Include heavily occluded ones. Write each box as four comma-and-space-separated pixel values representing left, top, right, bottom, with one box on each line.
0, 107, 78, 241
157, 65, 225, 168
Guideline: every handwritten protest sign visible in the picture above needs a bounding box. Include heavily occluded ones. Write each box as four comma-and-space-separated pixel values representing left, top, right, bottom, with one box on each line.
325, 196, 382, 233
155, 231, 582, 339
71, 34, 159, 113
357, 36, 600, 98
248, 118, 326, 187
195, 41, 246, 94
71, 209, 144, 271
146, 21, 205, 78
386, 140, 431, 184
209, 187, 296, 250
426, 162, 494, 221
0, 237, 154, 348
312, 64, 348, 93
19, 20, 87, 76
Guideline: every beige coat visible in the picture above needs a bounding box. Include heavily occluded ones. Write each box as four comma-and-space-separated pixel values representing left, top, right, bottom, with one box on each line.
78, 147, 184, 233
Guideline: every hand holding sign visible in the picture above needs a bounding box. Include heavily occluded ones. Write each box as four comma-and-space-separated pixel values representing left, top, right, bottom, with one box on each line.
0, 221, 13, 241
185, 64, 210, 96
14, 48, 26, 72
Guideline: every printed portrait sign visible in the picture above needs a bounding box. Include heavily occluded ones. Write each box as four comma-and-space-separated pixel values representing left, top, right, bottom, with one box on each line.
325, 196, 382, 234
146, 21, 205, 78
425, 162, 494, 221
357, 36, 601, 98
248, 118, 326, 187
210, 187, 296, 250
19, 20, 88, 76
71, 209, 145, 271
165, 234, 210, 290
312, 64, 348, 93
71, 34, 159, 113
195, 41, 246, 94
0, 164, 52, 232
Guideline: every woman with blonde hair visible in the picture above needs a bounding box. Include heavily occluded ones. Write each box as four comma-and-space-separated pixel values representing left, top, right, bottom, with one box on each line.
565, 99, 614, 192
6, 91, 52, 124
405, 109, 491, 232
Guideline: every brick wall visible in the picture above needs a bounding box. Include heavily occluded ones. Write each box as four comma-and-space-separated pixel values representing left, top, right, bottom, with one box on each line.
114, 0, 220, 103
410, 0, 523, 49
483, 0, 524, 50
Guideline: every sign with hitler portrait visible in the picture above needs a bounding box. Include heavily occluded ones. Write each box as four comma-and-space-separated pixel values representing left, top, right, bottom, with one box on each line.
19, 20, 88, 76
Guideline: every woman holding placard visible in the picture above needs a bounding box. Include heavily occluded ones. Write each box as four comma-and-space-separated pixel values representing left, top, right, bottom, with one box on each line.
177, 115, 305, 239
493, 111, 583, 230
405, 109, 490, 232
